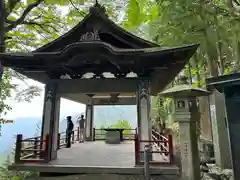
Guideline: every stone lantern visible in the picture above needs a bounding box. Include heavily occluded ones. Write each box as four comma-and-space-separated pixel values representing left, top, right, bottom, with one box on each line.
159, 83, 210, 180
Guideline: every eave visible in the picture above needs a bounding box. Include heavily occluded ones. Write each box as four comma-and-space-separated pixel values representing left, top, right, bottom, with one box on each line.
1, 43, 198, 69
206, 73, 240, 93
1, 43, 198, 86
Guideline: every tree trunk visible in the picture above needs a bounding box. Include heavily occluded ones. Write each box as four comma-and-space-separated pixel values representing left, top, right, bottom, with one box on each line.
204, 35, 219, 77
199, 11, 219, 77
194, 53, 201, 87
215, 17, 224, 75
206, 51, 219, 77
0, 0, 5, 82
236, 41, 240, 69
188, 62, 192, 85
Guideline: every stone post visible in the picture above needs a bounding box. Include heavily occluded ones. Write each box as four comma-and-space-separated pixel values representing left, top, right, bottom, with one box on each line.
159, 83, 210, 180
41, 82, 60, 160
85, 104, 94, 141
136, 78, 152, 160
175, 98, 201, 180
209, 90, 231, 169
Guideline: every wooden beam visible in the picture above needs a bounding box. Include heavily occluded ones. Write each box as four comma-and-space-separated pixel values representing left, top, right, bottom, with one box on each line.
92, 97, 136, 105
54, 78, 138, 94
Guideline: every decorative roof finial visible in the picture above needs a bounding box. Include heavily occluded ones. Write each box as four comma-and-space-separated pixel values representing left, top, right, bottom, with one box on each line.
90, 0, 107, 16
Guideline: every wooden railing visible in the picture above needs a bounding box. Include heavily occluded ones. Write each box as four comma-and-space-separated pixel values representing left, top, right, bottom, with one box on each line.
15, 134, 49, 164
15, 127, 171, 166
93, 128, 137, 141
14, 128, 80, 164
58, 128, 80, 149
152, 129, 173, 158
134, 130, 174, 166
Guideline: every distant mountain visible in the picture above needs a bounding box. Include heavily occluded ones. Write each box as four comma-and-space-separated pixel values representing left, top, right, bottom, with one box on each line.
0, 105, 137, 156
59, 105, 137, 132
0, 116, 41, 156
94, 105, 137, 128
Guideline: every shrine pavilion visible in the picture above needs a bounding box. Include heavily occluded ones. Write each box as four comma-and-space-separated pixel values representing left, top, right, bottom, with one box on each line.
1, 2, 198, 174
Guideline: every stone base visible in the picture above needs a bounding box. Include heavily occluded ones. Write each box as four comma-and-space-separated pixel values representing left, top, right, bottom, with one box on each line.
51, 151, 58, 161
139, 152, 153, 162
105, 131, 120, 144
85, 137, 93, 141
35, 174, 180, 180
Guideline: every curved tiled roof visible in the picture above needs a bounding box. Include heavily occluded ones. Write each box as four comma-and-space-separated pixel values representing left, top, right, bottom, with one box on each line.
35, 3, 159, 53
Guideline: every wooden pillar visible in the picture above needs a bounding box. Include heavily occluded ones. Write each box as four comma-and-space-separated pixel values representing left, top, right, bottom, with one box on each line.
41, 82, 60, 161
85, 104, 94, 141
136, 78, 152, 160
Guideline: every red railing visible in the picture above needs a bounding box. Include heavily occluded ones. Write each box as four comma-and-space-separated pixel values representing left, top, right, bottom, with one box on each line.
14, 128, 80, 164
14, 134, 49, 164
152, 129, 173, 159
134, 130, 174, 166
14, 127, 172, 166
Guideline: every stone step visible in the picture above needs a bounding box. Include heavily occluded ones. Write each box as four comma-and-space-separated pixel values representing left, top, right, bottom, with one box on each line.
27, 174, 180, 180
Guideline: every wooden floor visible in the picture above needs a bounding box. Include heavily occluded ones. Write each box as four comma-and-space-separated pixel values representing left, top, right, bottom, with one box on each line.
9, 141, 176, 175
50, 141, 135, 166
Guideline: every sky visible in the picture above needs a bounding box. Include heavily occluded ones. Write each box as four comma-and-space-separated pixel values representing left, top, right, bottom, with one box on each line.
5, 78, 86, 120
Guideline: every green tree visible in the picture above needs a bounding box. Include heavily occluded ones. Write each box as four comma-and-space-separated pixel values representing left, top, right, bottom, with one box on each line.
0, 0, 82, 134
0, 155, 38, 180
151, 95, 173, 133
120, 0, 240, 140
108, 120, 132, 135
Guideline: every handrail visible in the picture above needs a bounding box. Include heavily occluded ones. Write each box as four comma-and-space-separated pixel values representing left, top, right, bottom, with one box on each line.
14, 126, 83, 164
22, 136, 41, 141
134, 129, 174, 166
152, 129, 172, 158
152, 129, 168, 140
15, 134, 49, 164
14, 127, 81, 164
58, 128, 79, 149
152, 134, 169, 152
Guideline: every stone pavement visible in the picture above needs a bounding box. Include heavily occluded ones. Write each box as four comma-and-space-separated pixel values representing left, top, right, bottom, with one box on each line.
50, 141, 135, 166
51, 141, 169, 166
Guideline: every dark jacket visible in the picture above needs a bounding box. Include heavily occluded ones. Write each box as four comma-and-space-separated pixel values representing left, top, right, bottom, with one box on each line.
66, 120, 74, 134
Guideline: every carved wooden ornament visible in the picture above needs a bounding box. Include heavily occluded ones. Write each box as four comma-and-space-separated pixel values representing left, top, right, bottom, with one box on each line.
80, 30, 100, 41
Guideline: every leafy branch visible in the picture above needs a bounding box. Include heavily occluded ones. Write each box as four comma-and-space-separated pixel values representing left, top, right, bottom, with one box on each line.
227, 0, 240, 12
5, 0, 44, 31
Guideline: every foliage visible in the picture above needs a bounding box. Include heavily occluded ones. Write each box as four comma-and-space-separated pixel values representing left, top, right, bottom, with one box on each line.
151, 95, 173, 133
0, 155, 38, 180
100, 120, 132, 134
0, 0, 78, 134
120, 0, 240, 137
122, 0, 240, 83
0, 69, 12, 120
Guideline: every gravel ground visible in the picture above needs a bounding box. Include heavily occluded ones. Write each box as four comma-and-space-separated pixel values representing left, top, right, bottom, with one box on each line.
202, 164, 233, 180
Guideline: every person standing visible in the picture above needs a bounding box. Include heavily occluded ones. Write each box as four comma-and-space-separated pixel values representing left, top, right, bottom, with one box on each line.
66, 116, 74, 148
79, 115, 85, 143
